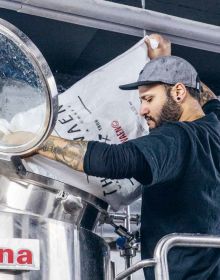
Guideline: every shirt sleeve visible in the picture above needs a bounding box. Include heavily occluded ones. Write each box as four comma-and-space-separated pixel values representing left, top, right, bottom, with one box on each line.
129, 123, 191, 186
84, 141, 152, 185
203, 99, 220, 120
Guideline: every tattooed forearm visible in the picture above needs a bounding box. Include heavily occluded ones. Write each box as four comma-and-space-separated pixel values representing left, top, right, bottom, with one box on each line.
200, 82, 217, 107
38, 135, 88, 172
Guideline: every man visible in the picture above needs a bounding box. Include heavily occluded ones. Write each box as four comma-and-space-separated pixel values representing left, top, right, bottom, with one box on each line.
36, 35, 220, 279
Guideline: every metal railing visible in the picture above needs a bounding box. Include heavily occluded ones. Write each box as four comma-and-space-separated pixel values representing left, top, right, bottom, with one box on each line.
0, 0, 220, 52
115, 233, 220, 280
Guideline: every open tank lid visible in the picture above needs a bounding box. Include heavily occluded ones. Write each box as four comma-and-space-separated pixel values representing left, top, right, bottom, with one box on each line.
0, 18, 58, 157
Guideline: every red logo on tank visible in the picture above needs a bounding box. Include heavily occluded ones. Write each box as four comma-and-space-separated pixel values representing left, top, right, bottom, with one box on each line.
0, 248, 33, 265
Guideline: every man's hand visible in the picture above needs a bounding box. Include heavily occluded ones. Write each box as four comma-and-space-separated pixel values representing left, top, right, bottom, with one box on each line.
145, 34, 171, 60
200, 82, 217, 107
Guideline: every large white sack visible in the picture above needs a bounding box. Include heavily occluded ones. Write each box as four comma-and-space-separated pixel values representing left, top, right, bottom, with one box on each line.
24, 38, 149, 210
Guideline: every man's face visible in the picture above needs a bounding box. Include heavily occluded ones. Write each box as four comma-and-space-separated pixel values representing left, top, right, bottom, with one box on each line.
138, 84, 182, 129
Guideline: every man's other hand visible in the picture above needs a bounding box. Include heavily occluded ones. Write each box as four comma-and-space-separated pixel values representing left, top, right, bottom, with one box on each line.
145, 34, 171, 59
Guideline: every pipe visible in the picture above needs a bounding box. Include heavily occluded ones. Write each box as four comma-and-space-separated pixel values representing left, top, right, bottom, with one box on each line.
0, 0, 219, 52
115, 233, 220, 280
154, 233, 220, 280
109, 213, 140, 225
115, 258, 156, 280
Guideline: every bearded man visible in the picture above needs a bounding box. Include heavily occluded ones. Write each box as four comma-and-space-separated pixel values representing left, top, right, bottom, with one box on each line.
36, 35, 220, 279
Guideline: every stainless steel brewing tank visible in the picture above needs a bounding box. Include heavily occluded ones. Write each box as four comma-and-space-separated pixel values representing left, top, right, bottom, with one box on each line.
0, 18, 110, 279
0, 212, 110, 280
0, 170, 110, 280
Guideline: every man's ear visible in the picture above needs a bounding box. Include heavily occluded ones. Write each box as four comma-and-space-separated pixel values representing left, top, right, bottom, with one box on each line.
172, 83, 187, 103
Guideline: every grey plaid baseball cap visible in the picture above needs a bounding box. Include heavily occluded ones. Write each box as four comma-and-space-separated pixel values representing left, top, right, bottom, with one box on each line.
119, 56, 201, 91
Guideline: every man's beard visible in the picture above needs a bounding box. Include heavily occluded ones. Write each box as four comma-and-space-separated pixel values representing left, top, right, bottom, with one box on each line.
155, 89, 183, 127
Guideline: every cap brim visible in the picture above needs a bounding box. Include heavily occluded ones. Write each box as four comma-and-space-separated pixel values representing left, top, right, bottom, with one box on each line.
119, 81, 156, 91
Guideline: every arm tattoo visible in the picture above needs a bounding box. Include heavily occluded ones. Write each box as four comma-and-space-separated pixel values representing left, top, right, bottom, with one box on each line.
38, 136, 88, 172
200, 82, 217, 107
60, 142, 87, 170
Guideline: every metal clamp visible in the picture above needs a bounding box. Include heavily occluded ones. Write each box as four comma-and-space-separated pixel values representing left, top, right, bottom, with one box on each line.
11, 156, 27, 176
109, 212, 140, 226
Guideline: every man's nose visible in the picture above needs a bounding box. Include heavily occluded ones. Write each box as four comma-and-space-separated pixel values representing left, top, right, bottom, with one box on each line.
139, 103, 150, 116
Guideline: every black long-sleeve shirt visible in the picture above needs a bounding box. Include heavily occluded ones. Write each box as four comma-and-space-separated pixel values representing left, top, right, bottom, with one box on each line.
84, 99, 220, 184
